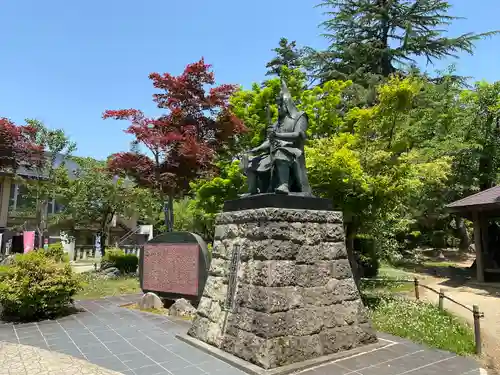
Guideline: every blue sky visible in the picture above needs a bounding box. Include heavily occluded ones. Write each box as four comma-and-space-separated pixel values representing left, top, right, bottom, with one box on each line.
1, 0, 499, 159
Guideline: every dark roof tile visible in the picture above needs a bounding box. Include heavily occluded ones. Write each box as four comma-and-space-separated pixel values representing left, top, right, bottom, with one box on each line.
446, 185, 500, 209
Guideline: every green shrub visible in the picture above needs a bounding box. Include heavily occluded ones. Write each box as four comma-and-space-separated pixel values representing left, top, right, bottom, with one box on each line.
0, 252, 82, 321
102, 248, 138, 274
354, 235, 380, 278
0, 265, 10, 280
44, 242, 67, 262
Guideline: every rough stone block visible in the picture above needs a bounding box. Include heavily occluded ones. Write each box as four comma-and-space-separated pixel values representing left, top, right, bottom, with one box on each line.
209, 258, 229, 277
320, 325, 377, 355
246, 239, 300, 260
240, 260, 296, 286
203, 277, 227, 302
296, 242, 347, 263
332, 259, 353, 279
295, 262, 332, 287
231, 330, 266, 366
301, 286, 337, 307
236, 285, 302, 312
211, 240, 229, 259
323, 223, 345, 241
322, 300, 369, 328
196, 297, 212, 318
188, 207, 377, 371
267, 334, 323, 368
327, 278, 360, 303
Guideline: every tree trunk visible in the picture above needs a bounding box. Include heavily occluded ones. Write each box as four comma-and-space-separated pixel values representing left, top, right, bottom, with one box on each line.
455, 216, 471, 252
35, 199, 47, 249
168, 194, 174, 231
163, 194, 174, 232
100, 231, 107, 256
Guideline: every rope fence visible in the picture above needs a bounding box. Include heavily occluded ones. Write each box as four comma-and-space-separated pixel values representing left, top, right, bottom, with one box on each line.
361, 276, 485, 355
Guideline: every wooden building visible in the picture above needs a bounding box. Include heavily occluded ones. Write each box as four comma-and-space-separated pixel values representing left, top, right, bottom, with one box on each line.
447, 185, 500, 282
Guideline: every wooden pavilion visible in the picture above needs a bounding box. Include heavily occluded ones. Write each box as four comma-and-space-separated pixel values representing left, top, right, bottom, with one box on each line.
447, 185, 500, 282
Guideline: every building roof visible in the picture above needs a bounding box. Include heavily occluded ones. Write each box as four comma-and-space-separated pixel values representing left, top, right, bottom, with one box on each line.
2, 153, 133, 187
446, 185, 500, 217
15, 153, 80, 180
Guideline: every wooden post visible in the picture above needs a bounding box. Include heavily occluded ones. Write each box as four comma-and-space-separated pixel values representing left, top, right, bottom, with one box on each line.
472, 211, 485, 282
473, 305, 482, 355
414, 277, 420, 300
438, 289, 444, 310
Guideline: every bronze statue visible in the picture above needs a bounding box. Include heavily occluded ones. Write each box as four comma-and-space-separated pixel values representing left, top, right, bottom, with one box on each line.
240, 80, 312, 196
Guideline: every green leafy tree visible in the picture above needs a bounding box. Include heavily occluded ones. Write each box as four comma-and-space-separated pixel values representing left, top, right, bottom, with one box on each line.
189, 160, 246, 241
309, 0, 498, 84
16, 120, 76, 248
52, 158, 153, 253
230, 67, 350, 148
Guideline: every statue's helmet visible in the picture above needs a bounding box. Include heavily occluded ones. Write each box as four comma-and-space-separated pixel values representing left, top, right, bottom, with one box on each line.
279, 79, 300, 119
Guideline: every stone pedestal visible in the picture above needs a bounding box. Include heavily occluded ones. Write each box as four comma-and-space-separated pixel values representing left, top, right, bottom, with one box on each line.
187, 207, 377, 371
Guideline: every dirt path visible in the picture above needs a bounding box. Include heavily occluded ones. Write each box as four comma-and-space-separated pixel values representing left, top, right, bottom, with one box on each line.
418, 277, 500, 373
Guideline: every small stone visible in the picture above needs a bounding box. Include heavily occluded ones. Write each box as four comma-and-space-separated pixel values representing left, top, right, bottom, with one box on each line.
103, 267, 120, 278
0, 255, 15, 265
138, 292, 163, 310
169, 298, 196, 318
99, 260, 114, 270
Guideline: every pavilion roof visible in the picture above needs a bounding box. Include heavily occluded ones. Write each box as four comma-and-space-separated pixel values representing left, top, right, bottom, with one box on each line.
446, 185, 500, 215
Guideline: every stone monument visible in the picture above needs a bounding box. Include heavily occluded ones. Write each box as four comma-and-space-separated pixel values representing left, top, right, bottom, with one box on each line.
139, 231, 210, 301
181, 81, 378, 374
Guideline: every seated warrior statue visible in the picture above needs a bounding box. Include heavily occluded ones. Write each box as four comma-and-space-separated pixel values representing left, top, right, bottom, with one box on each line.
240, 80, 312, 196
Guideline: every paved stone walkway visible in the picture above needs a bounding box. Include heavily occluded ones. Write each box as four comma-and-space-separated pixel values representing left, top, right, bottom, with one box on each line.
0, 341, 121, 374
0, 294, 485, 375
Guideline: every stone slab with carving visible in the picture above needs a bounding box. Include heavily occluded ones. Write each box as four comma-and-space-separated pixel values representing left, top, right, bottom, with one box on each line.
187, 207, 377, 371
139, 231, 210, 301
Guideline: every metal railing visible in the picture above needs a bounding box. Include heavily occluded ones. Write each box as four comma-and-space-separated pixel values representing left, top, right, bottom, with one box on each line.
361, 276, 485, 355
117, 226, 141, 246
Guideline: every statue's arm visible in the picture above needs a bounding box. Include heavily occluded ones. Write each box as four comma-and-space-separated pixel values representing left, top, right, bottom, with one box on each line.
275, 116, 308, 141
250, 139, 270, 153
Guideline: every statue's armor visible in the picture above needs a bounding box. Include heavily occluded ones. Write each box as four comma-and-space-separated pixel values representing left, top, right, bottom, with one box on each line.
241, 80, 312, 196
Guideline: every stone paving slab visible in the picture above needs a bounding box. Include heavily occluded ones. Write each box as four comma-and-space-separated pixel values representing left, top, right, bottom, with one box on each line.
0, 341, 122, 375
0, 294, 486, 375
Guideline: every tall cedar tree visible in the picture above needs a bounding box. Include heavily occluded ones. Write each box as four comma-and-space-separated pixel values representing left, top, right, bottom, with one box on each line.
310, 0, 498, 85
266, 38, 305, 77
0, 118, 44, 173
103, 58, 245, 227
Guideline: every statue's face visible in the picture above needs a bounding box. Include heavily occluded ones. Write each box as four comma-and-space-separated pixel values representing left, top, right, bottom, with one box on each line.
277, 95, 286, 117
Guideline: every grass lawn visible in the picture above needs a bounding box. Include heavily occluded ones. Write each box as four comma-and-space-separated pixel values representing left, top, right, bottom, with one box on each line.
365, 293, 476, 355
361, 264, 417, 294
122, 303, 167, 315
76, 272, 141, 300
360, 264, 476, 356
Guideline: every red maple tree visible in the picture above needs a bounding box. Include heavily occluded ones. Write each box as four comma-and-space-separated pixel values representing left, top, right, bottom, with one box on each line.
103, 58, 245, 226
0, 118, 44, 173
